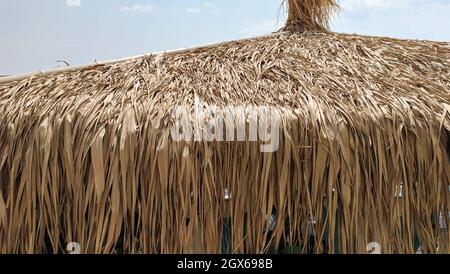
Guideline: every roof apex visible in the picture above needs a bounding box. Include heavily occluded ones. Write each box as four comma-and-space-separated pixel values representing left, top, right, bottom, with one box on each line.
283, 0, 340, 32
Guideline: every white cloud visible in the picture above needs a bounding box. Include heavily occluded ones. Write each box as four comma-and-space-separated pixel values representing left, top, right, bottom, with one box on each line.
184, 2, 216, 14
334, 0, 450, 41
121, 4, 153, 13
66, 0, 81, 7
341, 0, 415, 11
185, 8, 201, 14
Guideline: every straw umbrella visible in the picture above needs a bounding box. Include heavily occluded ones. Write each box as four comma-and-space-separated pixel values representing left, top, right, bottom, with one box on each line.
0, 0, 449, 254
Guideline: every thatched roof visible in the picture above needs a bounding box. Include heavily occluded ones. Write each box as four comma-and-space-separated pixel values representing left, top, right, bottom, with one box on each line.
0, 0, 449, 254
1, 32, 449, 119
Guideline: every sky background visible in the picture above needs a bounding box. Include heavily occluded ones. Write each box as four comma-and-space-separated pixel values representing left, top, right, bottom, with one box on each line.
1, 0, 450, 75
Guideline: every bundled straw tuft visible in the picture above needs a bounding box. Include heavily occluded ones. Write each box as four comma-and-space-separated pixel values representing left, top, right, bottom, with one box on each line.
283, 0, 340, 32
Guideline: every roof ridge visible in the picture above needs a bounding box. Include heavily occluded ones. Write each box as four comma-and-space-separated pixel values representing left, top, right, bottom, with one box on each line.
1, 31, 447, 85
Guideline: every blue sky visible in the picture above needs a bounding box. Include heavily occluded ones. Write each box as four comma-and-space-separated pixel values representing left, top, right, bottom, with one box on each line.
1, 0, 450, 75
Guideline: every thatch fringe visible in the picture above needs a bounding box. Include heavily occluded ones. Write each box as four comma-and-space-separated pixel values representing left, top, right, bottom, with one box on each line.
0, 32, 449, 254
283, 0, 340, 32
